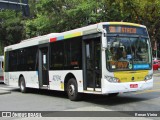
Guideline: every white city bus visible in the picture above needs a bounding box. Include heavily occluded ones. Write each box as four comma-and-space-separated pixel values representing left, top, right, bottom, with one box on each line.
0, 56, 4, 83
4, 22, 153, 101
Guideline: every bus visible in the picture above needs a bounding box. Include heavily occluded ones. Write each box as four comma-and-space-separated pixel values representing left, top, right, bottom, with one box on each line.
0, 56, 4, 83
4, 22, 153, 101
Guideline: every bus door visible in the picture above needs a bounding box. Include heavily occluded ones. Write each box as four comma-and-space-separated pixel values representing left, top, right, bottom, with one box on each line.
38, 45, 49, 88
83, 35, 101, 91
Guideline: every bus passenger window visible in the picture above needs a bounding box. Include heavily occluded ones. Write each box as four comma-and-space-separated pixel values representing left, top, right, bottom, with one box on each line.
27, 56, 34, 64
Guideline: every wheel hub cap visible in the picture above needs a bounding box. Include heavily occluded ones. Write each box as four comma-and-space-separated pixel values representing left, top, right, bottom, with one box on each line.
69, 84, 75, 96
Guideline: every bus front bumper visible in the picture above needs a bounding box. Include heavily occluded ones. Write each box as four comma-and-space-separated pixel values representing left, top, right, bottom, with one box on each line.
102, 78, 153, 94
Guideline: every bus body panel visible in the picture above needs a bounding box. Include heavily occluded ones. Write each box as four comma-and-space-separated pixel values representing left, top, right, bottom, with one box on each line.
5, 70, 83, 92
0, 56, 4, 83
113, 70, 149, 82
101, 56, 153, 94
49, 70, 83, 92
6, 71, 39, 88
5, 72, 18, 87
102, 78, 153, 94
0, 70, 4, 82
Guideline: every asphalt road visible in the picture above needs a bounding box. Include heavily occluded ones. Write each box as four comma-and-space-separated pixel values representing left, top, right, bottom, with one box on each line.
0, 73, 159, 119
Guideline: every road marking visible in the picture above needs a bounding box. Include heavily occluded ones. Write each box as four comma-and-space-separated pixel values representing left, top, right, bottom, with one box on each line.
134, 89, 160, 94
153, 73, 160, 76
154, 82, 160, 85
153, 72, 160, 75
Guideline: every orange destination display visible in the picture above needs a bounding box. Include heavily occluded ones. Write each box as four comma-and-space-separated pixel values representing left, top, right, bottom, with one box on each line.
104, 25, 148, 35
109, 26, 137, 34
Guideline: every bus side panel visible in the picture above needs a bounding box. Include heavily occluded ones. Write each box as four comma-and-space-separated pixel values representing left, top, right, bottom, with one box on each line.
6, 72, 19, 87
0, 56, 4, 83
49, 70, 83, 92
0, 69, 4, 83
6, 71, 39, 88
4, 72, 9, 85
23, 71, 39, 88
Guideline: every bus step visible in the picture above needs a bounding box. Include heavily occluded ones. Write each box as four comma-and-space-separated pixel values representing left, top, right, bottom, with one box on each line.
40, 86, 49, 89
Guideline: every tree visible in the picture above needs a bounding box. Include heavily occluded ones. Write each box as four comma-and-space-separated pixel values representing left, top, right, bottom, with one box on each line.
0, 10, 25, 54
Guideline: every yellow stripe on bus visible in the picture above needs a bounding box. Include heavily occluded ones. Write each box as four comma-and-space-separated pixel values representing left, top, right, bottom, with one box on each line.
108, 22, 141, 27
64, 32, 82, 39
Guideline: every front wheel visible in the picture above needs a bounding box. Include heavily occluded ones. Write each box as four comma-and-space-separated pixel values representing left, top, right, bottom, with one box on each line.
67, 78, 81, 101
19, 77, 27, 93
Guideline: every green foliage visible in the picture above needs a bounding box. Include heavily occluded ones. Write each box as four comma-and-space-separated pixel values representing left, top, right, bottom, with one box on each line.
0, 0, 160, 56
25, 14, 52, 38
0, 10, 25, 54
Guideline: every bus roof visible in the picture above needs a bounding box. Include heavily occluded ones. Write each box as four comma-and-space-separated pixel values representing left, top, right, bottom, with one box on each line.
21, 33, 60, 42
4, 22, 146, 51
105, 22, 146, 28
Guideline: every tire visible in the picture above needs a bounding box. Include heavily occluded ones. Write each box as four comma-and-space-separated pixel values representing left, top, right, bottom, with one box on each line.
67, 78, 81, 101
19, 77, 27, 93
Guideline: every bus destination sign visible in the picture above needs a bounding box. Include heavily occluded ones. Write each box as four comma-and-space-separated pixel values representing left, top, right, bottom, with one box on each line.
104, 25, 148, 36
109, 26, 136, 34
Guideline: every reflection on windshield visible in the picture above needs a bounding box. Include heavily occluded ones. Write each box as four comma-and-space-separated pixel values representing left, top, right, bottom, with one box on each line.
106, 37, 151, 71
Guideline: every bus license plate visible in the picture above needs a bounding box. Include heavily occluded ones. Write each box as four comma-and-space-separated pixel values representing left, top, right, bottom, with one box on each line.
130, 84, 138, 88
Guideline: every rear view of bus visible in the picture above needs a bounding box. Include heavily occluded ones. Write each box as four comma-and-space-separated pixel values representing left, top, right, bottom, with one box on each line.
0, 56, 4, 83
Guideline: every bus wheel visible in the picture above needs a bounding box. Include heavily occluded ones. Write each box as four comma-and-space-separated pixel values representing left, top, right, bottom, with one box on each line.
20, 77, 27, 93
67, 78, 81, 101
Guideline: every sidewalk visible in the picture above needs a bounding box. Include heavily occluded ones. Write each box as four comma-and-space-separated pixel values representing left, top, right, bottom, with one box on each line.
153, 70, 160, 77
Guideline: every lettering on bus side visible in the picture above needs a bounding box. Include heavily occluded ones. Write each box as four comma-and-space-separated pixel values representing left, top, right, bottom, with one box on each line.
10, 74, 18, 80
52, 75, 61, 81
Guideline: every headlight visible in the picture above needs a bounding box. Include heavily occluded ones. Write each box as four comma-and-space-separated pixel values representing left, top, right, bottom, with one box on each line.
144, 74, 152, 81
105, 75, 120, 83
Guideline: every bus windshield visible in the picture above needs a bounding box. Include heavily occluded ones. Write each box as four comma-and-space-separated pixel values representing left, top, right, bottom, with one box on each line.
106, 36, 152, 71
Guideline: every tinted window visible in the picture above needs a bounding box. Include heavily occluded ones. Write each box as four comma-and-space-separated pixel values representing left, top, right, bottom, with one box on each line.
17, 49, 27, 71
50, 37, 82, 70
4, 52, 9, 72
26, 47, 37, 71
9, 50, 18, 71
50, 41, 64, 70
8, 46, 38, 71
64, 38, 82, 69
